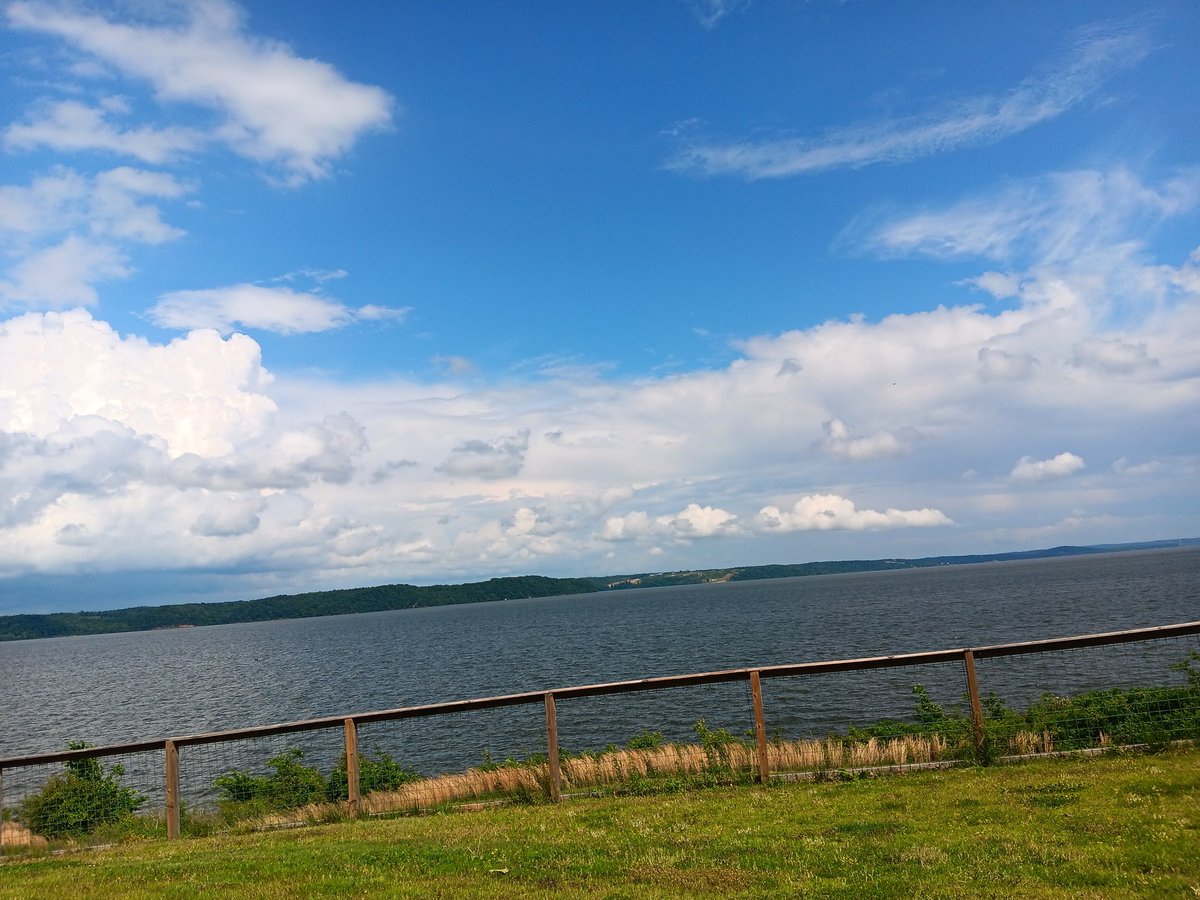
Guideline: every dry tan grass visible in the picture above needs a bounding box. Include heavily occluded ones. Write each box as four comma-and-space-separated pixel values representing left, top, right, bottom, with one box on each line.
241, 765, 550, 828
1, 820, 48, 848
361, 735, 949, 818
770, 735, 947, 772
234, 734, 960, 828
562, 743, 713, 784
1008, 730, 1055, 755
361, 764, 546, 817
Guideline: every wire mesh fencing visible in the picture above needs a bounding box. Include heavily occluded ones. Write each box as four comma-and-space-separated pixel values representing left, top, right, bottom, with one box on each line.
0, 746, 165, 852
973, 633, 1200, 757
351, 702, 552, 817
2, 620, 1198, 854
759, 659, 972, 778
175, 725, 349, 835
552, 679, 761, 796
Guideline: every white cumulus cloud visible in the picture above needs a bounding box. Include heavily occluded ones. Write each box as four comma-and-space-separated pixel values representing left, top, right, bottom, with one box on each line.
823, 418, 907, 461
1071, 338, 1157, 374
978, 348, 1038, 381
0, 166, 188, 248
754, 494, 952, 532
964, 271, 1022, 299
190, 496, 264, 537
599, 503, 739, 542
1011, 452, 1086, 482
438, 430, 531, 480
0, 308, 274, 456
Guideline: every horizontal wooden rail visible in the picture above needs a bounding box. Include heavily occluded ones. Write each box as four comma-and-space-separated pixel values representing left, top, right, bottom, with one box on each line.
0, 739, 168, 768
2, 619, 1197, 771
969, 620, 1200, 659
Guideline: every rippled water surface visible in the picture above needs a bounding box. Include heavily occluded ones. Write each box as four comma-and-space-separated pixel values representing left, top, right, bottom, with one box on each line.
2, 547, 1197, 766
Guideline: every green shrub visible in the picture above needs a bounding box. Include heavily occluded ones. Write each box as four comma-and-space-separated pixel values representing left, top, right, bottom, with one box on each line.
970, 652, 1200, 754
845, 685, 974, 751
628, 729, 667, 748
214, 748, 327, 812
1170, 650, 1200, 690
627, 730, 664, 750
215, 748, 422, 817
693, 718, 745, 774
1023, 683, 1200, 751
327, 751, 418, 801
20, 742, 145, 838
478, 749, 532, 771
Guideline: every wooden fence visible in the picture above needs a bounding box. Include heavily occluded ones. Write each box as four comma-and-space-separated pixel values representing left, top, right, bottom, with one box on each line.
2, 619, 1198, 843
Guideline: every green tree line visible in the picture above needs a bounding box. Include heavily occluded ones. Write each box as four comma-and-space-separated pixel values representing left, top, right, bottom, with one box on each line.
2, 539, 1192, 642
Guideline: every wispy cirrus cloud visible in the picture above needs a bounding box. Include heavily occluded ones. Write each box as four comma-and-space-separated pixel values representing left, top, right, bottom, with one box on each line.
690, 0, 749, 30
4, 99, 204, 165
854, 168, 1200, 264
149, 282, 408, 335
666, 21, 1150, 179
850, 166, 1200, 339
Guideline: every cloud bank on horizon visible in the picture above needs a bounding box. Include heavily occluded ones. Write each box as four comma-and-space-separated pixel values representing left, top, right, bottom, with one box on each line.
0, 1, 1197, 613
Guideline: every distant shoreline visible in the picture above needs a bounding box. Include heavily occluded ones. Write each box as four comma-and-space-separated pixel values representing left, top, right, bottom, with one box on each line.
1, 538, 1196, 643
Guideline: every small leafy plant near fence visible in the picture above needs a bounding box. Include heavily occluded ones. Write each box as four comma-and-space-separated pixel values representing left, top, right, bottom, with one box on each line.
213, 749, 418, 819
17, 742, 145, 839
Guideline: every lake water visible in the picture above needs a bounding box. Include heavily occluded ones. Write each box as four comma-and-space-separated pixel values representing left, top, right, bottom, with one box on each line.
2, 547, 1198, 778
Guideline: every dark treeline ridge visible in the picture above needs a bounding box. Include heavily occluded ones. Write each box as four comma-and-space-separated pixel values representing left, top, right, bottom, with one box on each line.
1, 538, 1194, 642
0, 575, 602, 642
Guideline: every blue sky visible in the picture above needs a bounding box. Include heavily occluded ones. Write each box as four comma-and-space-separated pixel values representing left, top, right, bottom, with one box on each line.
1, 0, 1197, 613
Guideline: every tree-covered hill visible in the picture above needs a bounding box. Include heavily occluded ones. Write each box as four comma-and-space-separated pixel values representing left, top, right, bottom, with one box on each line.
0, 575, 604, 642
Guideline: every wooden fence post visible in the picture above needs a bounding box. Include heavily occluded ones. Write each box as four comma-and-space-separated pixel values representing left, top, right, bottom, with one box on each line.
963, 650, 986, 762
544, 692, 562, 802
0, 769, 6, 849
164, 740, 180, 840
750, 670, 770, 783
344, 718, 360, 818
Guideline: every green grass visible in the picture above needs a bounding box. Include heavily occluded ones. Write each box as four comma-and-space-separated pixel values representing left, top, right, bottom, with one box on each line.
2, 749, 1198, 898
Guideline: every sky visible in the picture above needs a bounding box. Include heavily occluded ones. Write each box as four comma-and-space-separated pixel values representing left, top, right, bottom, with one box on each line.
1, 0, 1198, 614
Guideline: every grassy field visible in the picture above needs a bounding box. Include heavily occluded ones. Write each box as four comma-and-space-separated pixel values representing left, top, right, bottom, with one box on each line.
1, 749, 1198, 898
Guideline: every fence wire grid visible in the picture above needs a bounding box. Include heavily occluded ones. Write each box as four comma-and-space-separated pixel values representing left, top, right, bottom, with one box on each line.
552, 679, 760, 795
974, 634, 1200, 756
1, 748, 166, 850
